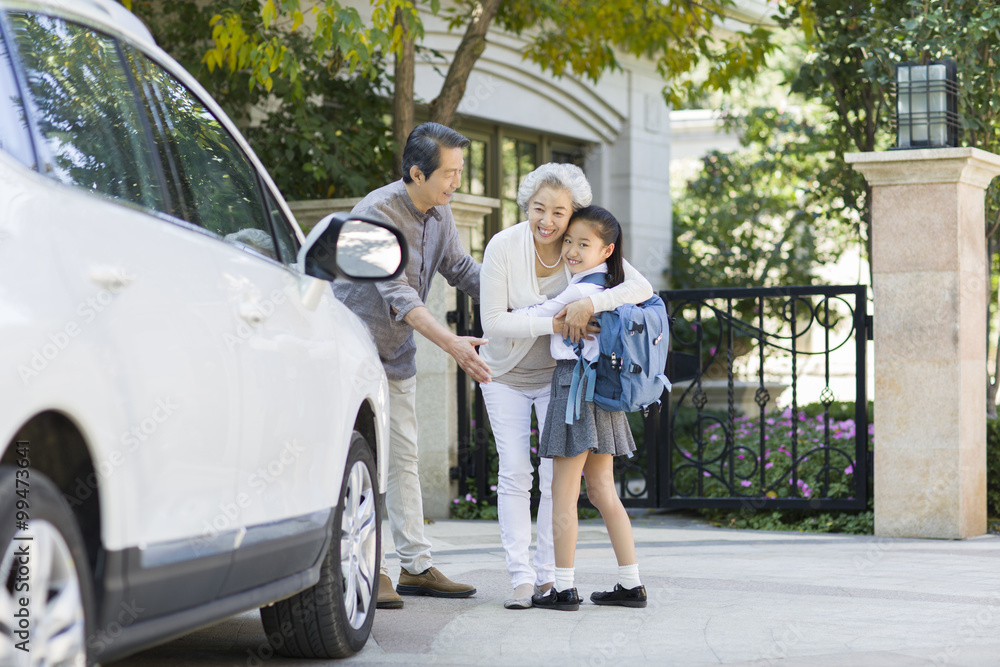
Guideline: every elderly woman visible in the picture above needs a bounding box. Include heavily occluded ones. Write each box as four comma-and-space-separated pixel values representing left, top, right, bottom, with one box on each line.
479, 163, 653, 609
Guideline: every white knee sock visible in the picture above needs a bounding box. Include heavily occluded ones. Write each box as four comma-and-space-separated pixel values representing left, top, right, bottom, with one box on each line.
554, 567, 575, 592
618, 563, 641, 589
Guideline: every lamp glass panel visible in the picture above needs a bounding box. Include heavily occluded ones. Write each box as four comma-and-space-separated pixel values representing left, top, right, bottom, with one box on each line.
929, 64, 947, 112
911, 66, 928, 113
931, 122, 947, 145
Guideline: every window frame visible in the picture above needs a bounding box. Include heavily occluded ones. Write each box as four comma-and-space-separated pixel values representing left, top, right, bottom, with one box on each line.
122, 42, 300, 269
0, 10, 40, 171
2, 7, 304, 271
5, 11, 163, 199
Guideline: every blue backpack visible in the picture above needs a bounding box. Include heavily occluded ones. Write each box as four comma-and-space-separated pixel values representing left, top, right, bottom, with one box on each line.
564, 273, 672, 425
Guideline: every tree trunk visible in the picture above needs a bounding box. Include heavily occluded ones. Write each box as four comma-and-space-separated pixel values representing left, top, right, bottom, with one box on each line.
392, 7, 416, 179
428, 0, 503, 127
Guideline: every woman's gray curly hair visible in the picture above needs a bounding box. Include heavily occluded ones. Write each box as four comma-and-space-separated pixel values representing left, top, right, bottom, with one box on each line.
516, 163, 593, 215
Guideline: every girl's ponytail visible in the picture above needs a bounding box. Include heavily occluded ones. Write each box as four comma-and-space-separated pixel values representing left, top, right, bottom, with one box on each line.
570, 205, 625, 287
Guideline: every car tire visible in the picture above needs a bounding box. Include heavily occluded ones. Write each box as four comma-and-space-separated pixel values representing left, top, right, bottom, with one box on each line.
260, 430, 380, 658
0, 464, 95, 667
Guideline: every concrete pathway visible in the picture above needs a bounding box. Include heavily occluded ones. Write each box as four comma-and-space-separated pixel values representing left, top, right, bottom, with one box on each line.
111, 512, 1000, 666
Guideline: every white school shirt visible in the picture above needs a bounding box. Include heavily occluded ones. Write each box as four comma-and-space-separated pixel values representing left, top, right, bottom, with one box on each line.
512, 264, 608, 363
478, 221, 653, 378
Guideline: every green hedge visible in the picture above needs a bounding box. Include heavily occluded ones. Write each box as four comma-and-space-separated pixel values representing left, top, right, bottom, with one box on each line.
988, 418, 1000, 517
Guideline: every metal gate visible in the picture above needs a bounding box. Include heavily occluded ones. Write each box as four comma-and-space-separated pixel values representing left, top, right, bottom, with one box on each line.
452, 285, 870, 511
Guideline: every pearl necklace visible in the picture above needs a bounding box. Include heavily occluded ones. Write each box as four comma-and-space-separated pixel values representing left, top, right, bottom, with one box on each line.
534, 245, 561, 269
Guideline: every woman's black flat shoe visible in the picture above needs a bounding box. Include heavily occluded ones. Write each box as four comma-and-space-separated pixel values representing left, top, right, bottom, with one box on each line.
590, 583, 647, 608
531, 587, 580, 611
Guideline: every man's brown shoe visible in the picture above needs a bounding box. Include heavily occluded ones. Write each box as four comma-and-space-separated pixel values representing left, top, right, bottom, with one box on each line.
376, 573, 403, 609
396, 567, 476, 598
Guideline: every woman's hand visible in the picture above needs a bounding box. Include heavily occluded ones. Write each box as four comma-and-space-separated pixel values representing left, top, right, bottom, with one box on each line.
555, 297, 598, 343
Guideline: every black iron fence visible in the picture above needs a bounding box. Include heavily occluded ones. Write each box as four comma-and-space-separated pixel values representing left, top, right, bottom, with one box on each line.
662, 285, 870, 510
452, 285, 871, 512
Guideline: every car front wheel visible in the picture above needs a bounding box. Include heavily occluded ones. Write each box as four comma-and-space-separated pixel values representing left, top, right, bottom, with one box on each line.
0, 465, 94, 667
260, 430, 380, 658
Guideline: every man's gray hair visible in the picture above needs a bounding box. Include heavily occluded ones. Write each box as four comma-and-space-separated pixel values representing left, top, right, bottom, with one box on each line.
516, 163, 593, 215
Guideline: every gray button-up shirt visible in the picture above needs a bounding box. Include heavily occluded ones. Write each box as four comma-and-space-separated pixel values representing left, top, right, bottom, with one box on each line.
333, 180, 480, 380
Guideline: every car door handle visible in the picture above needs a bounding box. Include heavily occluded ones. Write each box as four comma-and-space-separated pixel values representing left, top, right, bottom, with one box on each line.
89, 266, 133, 292
239, 302, 268, 327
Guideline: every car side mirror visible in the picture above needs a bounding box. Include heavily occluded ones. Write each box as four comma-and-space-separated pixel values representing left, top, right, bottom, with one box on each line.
298, 213, 408, 282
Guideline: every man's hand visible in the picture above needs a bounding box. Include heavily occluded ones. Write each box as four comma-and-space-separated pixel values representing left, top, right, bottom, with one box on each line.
446, 335, 493, 383
403, 305, 492, 382
556, 297, 598, 343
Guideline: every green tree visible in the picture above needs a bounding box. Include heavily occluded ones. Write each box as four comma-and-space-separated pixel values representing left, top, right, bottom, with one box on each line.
782, 0, 1000, 415
187, 0, 782, 169
777, 0, 911, 270
671, 107, 847, 291
127, 1, 395, 199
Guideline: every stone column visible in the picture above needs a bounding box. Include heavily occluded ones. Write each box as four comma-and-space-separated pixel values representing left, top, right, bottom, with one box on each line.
286, 198, 361, 233
288, 194, 498, 519
846, 147, 1000, 539
413, 194, 498, 518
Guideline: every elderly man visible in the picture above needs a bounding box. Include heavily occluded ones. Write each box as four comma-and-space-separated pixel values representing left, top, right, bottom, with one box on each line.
333, 122, 492, 609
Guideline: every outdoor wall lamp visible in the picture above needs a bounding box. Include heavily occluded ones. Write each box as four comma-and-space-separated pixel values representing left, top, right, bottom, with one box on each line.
894, 59, 959, 149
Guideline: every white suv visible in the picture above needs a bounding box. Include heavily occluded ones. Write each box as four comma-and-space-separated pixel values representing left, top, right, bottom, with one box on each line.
0, 1, 405, 664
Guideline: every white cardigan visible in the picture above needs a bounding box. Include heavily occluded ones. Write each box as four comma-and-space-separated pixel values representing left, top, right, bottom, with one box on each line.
480, 221, 654, 378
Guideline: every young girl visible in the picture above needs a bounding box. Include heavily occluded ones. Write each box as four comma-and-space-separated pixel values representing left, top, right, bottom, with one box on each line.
513, 205, 646, 611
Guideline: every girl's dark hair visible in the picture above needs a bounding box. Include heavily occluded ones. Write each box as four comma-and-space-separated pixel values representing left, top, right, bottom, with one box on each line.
570, 205, 625, 287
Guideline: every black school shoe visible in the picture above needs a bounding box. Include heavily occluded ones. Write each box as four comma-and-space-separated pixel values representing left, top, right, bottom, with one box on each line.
531, 587, 581, 611
590, 584, 647, 608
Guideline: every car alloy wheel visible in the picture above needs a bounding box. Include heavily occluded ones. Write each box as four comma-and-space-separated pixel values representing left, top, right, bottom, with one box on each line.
340, 448, 378, 630
259, 430, 380, 658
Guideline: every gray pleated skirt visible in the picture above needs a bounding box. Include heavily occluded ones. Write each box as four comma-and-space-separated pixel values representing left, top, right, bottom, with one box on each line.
539, 360, 636, 459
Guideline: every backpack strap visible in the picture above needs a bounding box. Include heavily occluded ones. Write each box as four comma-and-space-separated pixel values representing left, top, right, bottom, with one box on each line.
648, 304, 672, 391
563, 340, 597, 425
638, 298, 673, 392
559, 277, 603, 425
575, 272, 607, 288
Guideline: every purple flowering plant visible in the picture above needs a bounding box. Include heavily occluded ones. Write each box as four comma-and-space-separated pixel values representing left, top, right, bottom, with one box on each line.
673, 406, 872, 501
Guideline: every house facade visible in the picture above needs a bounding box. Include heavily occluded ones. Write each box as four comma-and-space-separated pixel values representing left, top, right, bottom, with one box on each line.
406, 6, 677, 285
316, 0, 776, 516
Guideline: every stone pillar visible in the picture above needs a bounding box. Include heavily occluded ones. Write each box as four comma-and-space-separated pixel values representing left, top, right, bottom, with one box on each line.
413, 194, 497, 518
286, 197, 361, 233
846, 148, 1000, 539
288, 194, 498, 519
